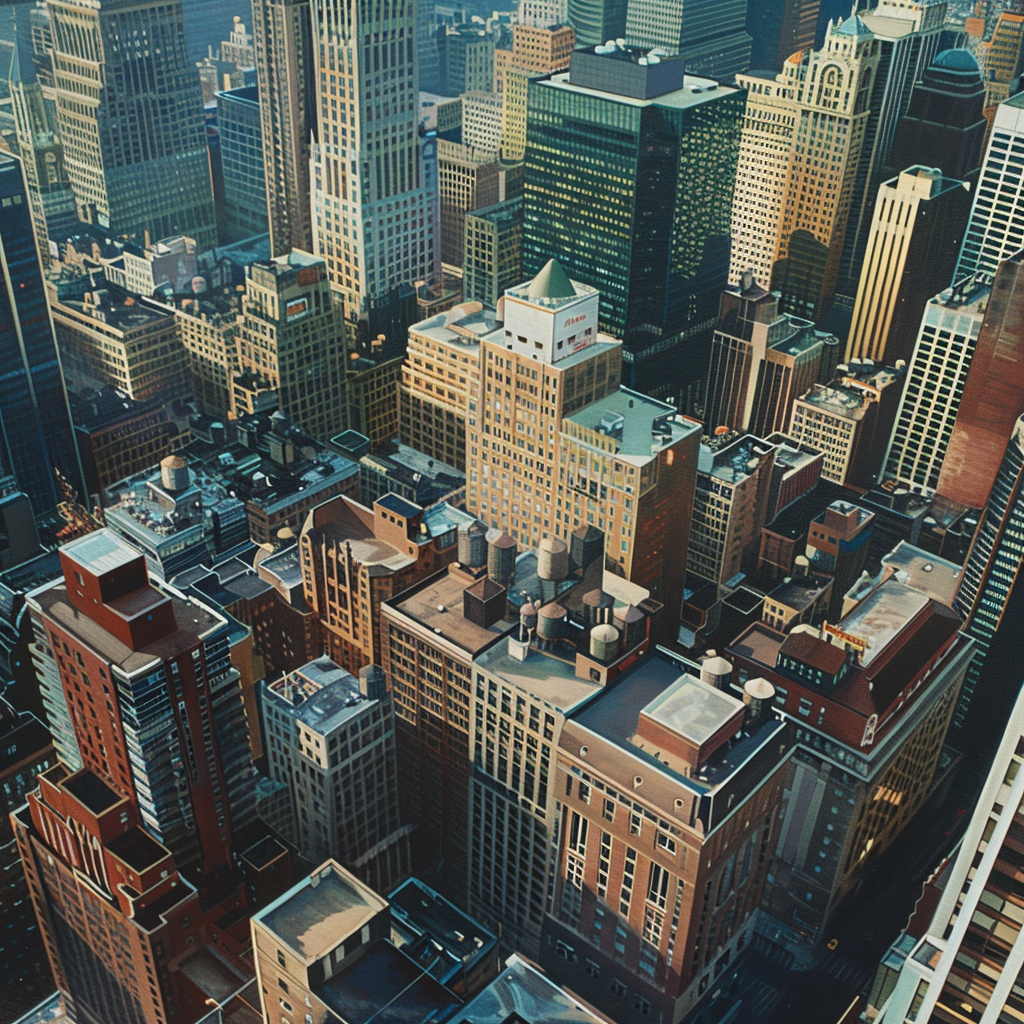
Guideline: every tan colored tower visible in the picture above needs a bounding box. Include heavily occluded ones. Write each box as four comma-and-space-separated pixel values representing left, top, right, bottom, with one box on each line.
235, 250, 347, 442
466, 260, 622, 550
252, 0, 317, 256
730, 16, 880, 321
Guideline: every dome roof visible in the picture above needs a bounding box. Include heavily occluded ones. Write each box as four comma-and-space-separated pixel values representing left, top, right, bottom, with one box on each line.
933, 48, 980, 74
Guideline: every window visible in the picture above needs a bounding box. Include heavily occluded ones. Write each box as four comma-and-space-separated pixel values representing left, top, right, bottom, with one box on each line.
635, 995, 651, 1015
656, 831, 676, 855
603, 798, 615, 822
611, 978, 628, 997
586, 959, 601, 979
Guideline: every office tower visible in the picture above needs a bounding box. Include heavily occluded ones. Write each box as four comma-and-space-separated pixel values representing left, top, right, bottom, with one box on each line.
883, 275, 990, 493
728, 574, 972, 949
558, 391, 701, 614
28, 530, 255, 869
252, 0, 317, 257
747, 0, 820, 73
731, 18, 881, 323
299, 493, 473, 675
176, 294, 242, 418
48, 277, 189, 402
216, 86, 268, 245
519, 0, 568, 25
399, 303, 492, 471
982, 10, 1024, 110
952, 414, 1024, 739
789, 364, 905, 488
956, 95, 1024, 282
888, 49, 987, 185
567, 0, 628, 47
236, 250, 347, 443
438, 142, 502, 266
625, 0, 752, 78
310, 0, 438, 348
463, 198, 524, 307
0, 154, 83, 515
460, 92, 506, 154
834, 1, 946, 306
262, 657, 409, 893
805, 499, 874, 620
443, 25, 497, 96
49, 0, 217, 249
524, 49, 744, 404
687, 432, 781, 585
0, 699, 54, 1021
873, 685, 1024, 1023
14, 765, 211, 1024
542, 654, 791, 1023
939, 252, 1024, 507
8, 2, 77, 263
845, 167, 971, 367
466, 260, 622, 550
418, 2, 443, 94
704, 274, 838, 436
0, 478, 42, 571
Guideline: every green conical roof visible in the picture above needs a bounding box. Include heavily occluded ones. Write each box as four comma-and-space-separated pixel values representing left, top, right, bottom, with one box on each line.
527, 259, 576, 301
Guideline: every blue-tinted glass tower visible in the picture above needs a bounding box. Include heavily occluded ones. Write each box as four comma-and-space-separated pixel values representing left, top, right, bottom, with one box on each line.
0, 154, 83, 515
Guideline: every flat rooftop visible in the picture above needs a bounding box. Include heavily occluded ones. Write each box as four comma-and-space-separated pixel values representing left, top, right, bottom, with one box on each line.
838, 579, 929, 668
411, 302, 502, 350
641, 674, 744, 747
267, 657, 372, 734
880, 542, 962, 607
564, 387, 698, 465
538, 69, 740, 111
62, 770, 124, 816
386, 568, 511, 656
316, 939, 460, 1024
61, 530, 141, 575
702, 434, 777, 486
797, 383, 870, 420
476, 635, 603, 713
767, 575, 831, 612
389, 877, 495, 965
256, 862, 388, 963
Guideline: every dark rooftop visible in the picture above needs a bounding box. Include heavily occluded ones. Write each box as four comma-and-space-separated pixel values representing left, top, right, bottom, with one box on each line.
376, 493, 423, 520
241, 835, 289, 871
389, 877, 496, 966
763, 480, 859, 540
63, 771, 124, 816
316, 939, 461, 1024
106, 826, 169, 873
778, 630, 848, 674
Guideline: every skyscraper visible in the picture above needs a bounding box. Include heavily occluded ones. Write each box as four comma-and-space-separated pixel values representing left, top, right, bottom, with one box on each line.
48, 0, 217, 248
747, 0, 820, 73
731, 17, 881, 323
523, 48, 744, 404
845, 166, 971, 366
252, 0, 317, 257
624, 0, 751, 78
235, 250, 348, 443
566, 0, 628, 47
955, 94, 1024, 282
310, 0, 439, 347
0, 153, 83, 515
216, 86, 268, 245
939, 252, 1024, 507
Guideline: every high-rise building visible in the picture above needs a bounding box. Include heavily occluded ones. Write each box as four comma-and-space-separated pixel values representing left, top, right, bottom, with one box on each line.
310, 0, 439, 344
442, 24, 497, 96
262, 657, 410, 893
833, 0, 946, 307
49, 0, 217, 248
567, 0, 628, 47
704, 274, 839, 437
952, 414, 1024, 739
981, 10, 1024, 111
518, 0, 568, 26
625, 0, 751, 78
299, 492, 473, 675
746, 0, 820, 73
399, 303, 492, 471
463, 198, 524, 307
0, 154, 84, 515
805, 498, 875, 620
956, 94, 1024, 282
845, 166, 971, 367
216, 86, 268, 245
731, 17, 881, 323
437, 142, 502, 266
939, 252, 1024, 507
466, 260, 622, 550
872, 684, 1024, 1023
883, 274, 990, 493
235, 250, 347, 443
887, 49, 987, 186
524, 48, 744, 404
541, 653, 791, 1024
728, 573, 972, 949
252, 0, 317, 256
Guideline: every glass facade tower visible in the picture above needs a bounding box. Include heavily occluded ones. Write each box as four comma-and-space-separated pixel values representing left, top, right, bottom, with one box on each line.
0, 154, 83, 515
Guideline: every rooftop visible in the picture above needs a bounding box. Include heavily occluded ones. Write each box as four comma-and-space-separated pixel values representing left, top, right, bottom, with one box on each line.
700, 433, 776, 486
256, 861, 388, 963
106, 826, 169, 873
61, 530, 141, 576
641, 674, 745, 747
62, 770, 124, 816
267, 657, 373, 734
838, 579, 929, 668
767, 573, 832, 613
539, 67, 740, 112
506, 261, 597, 310
564, 387, 698, 465
879, 543, 962, 607
389, 877, 496, 967
410, 301, 502, 350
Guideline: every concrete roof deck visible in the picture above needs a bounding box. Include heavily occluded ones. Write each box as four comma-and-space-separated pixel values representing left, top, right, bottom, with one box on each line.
538, 69, 739, 110
641, 674, 745, 747
256, 862, 388, 963
268, 657, 372, 733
